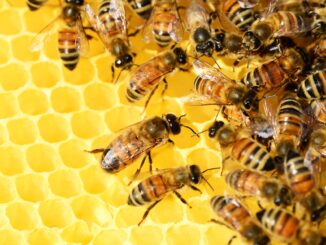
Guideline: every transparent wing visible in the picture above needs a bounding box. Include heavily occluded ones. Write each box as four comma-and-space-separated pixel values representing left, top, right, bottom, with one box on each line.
185, 93, 225, 106
186, 0, 210, 32
141, 5, 157, 43
108, 0, 127, 37
236, 0, 259, 8
260, 94, 280, 140
168, 8, 184, 43
193, 59, 233, 84
30, 14, 62, 52
75, 14, 90, 56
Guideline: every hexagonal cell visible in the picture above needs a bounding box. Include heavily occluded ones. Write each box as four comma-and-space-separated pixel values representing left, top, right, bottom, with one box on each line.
0, 175, 16, 203
12, 35, 40, 61
71, 195, 112, 226
115, 205, 143, 227
187, 148, 220, 171
0, 230, 25, 245
105, 106, 142, 132
31, 62, 60, 88
43, 32, 59, 60
28, 228, 62, 245
95, 56, 113, 82
100, 179, 128, 207
144, 99, 183, 118
39, 199, 74, 228
148, 146, 184, 170
183, 104, 218, 124
164, 70, 195, 98
0, 146, 25, 175
130, 226, 163, 245
16, 173, 48, 202
80, 165, 112, 194
26, 143, 60, 172
6, 202, 40, 230
93, 230, 128, 245
50, 87, 81, 113
166, 225, 201, 245
59, 139, 91, 168
0, 10, 22, 35
185, 199, 213, 224
84, 83, 118, 110
170, 121, 200, 149
18, 89, 49, 115
71, 111, 105, 139
38, 114, 70, 143
7, 118, 38, 145
204, 225, 238, 245
48, 169, 82, 197
61, 221, 93, 244
63, 59, 95, 85
23, 8, 57, 33
0, 124, 7, 144
0, 63, 28, 91
0, 39, 10, 64
150, 197, 184, 224
0, 93, 19, 119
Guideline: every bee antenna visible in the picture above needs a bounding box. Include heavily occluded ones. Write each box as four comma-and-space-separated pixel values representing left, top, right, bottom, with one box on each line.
202, 167, 220, 174
191, 128, 208, 137
178, 114, 187, 120
181, 124, 199, 138
201, 175, 215, 191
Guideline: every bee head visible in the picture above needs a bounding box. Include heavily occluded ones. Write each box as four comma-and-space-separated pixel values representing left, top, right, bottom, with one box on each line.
163, 113, 181, 135
65, 0, 84, 6
254, 236, 270, 245
172, 48, 187, 65
193, 27, 211, 44
242, 31, 262, 51
213, 32, 225, 52
243, 223, 267, 243
208, 121, 224, 138
195, 41, 214, 56
63, 5, 80, 22
242, 89, 258, 112
189, 164, 201, 184
273, 187, 292, 206
312, 19, 326, 37
217, 125, 236, 146
311, 130, 326, 147
227, 86, 246, 105
115, 54, 133, 68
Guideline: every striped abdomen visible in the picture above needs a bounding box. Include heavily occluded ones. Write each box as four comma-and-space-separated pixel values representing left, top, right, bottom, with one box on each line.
285, 150, 315, 194
58, 28, 80, 70
256, 208, 299, 241
270, 11, 312, 37
277, 95, 304, 136
127, 0, 152, 20
240, 61, 286, 91
152, 11, 177, 47
223, 0, 255, 32
98, 0, 125, 38
26, 0, 48, 11
231, 138, 275, 172
128, 171, 178, 206
194, 76, 228, 103
101, 129, 145, 173
226, 169, 265, 196
297, 71, 326, 100
210, 195, 251, 231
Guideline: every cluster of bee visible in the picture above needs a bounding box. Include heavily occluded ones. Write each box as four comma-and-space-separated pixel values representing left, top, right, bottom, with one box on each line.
27, 0, 326, 244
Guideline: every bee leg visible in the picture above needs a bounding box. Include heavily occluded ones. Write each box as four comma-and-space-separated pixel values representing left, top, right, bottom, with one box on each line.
143, 84, 160, 111
85, 148, 106, 154
174, 191, 191, 208
128, 154, 148, 185
179, 67, 189, 72
161, 78, 168, 97
189, 185, 202, 194
227, 236, 237, 245
111, 64, 115, 83
138, 199, 162, 226
257, 200, 264, 210
128, 28, 141, 37
168, 139, 175, 145
233, 56, 243, 71
147, 151, 153, 173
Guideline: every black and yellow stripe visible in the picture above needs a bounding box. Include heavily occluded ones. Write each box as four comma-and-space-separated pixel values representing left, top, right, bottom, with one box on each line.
298, 71, 326, 100
58, 28, 80, 70
26, 0, 48, 11
127, 0, 152, 20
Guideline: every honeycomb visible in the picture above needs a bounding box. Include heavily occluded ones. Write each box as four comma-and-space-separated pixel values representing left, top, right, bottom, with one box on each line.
1, 1, 323, 245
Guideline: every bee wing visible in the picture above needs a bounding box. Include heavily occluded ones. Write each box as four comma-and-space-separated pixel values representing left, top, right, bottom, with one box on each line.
168, 11, 184, 43
141, 5, 158, 43
186, 0, 210, 32
260, 94, 280, 140
108, 0, 127, 37
30, 14, 62, 52
185, 93, 222, 106
75, 14, 90, 56
193, 59, 233, 84
236, 0, 259, 8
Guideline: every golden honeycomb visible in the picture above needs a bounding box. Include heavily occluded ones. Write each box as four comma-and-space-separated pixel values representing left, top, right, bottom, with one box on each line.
1, 1, 324, 245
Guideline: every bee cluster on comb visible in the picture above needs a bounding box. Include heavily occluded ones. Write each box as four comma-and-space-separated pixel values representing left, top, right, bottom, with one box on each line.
4, 0, 326, 244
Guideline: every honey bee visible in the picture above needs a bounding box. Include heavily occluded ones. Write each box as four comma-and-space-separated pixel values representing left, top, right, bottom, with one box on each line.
297, 70, 326, 100
210, 195, 270, 245
87, 114, 197, 181
126, 46, 188, 108
26, 0, 48, 11
274, 93, 305, 157
128, 164, 215, 225
84, 0, 134, 80
30, 0, 89, 70
126, 0, 153, 20
243, 11, 321, 52
240, 47, 308, 91
208, 121, 275, 172
142, 0, 183, 47
256, 208, 325, 244
226, 169, 293, 206
192, 59, 259, 121
186, 0, 216, 57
